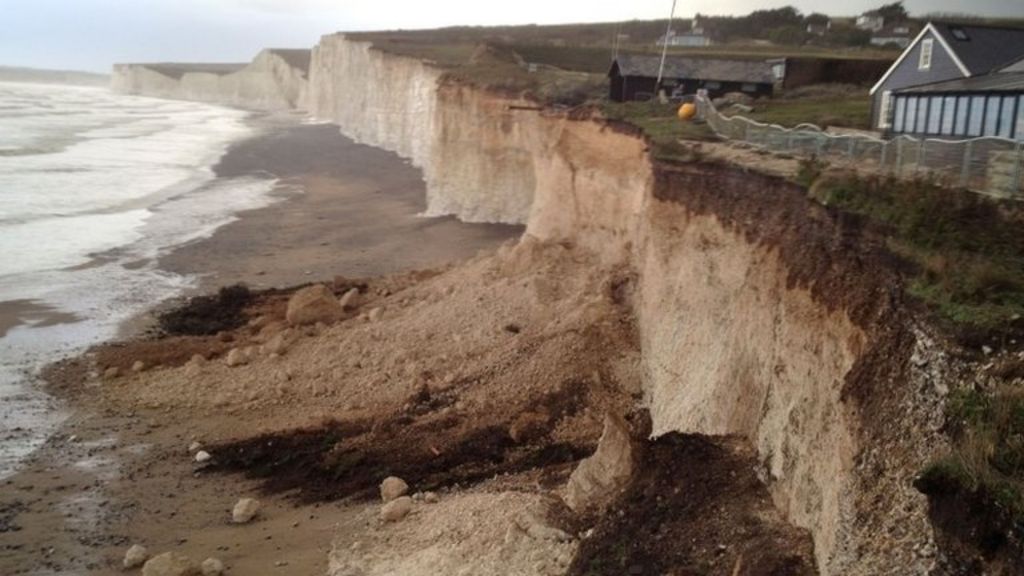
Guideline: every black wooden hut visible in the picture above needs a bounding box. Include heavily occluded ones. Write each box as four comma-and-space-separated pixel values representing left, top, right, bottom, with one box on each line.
608, 55, 775, 102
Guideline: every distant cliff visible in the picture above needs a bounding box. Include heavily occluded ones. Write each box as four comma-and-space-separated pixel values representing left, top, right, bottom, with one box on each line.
111, 49, 310, 111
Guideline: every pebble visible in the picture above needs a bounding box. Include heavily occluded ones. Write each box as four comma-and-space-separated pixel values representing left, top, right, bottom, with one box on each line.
194, 451, 211, 463
232, 497, 261, 524
379, 476, 409, 502
123, 544, 149, 569
200, 557, 225, 575
380, 496, 413, 522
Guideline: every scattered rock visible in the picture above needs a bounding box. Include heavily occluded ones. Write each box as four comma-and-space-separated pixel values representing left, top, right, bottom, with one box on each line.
104, 367, 120, 379
141, 552, 199, 576
263, 333, 290, 356
509, 411, 550, 444
379, 476, 409, 502
423, 491, 440, 504
188, 441, 202, 453
132, 361, 147, 373
194, 450, 212, 463
189, 354, 206, 365
368, 307, 384, 323
286, 284, 343, 327
200, 557, 225, 576
225, 348, 248, 367
564, 414, 635, 514
338, 288, 361, 310
380, 496, 413, 522
232, 497, 261, 524
124, 544, 149, 569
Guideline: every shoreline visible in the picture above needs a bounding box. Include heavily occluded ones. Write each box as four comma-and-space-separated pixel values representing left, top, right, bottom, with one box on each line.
0, 113, 522, 574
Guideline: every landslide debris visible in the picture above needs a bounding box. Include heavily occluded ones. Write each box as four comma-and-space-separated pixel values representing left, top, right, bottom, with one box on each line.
569, 434, 817, 576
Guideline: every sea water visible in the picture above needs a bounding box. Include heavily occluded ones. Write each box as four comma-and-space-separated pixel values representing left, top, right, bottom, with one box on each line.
0, 82, 281, 478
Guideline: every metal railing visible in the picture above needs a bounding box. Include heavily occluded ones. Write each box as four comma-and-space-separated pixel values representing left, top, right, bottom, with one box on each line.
695, 93, 1024, 200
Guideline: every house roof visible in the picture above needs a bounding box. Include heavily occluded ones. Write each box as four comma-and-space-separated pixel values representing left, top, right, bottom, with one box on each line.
895, 70, 1024, 94
610, 55, 774, 84
870, 22, 1024, 95
930, 22, 1024, 75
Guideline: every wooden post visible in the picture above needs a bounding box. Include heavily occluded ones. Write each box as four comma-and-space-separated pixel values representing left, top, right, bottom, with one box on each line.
1013, 142, 1023, 198
960, 140, 972, 188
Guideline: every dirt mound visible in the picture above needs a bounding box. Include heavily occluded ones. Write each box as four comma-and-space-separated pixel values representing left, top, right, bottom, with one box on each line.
157, 284, 253, 336
569, 434, 817, 576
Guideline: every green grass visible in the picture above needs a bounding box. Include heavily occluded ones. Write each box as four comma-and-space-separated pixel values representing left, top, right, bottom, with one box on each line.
807, 171, 1024, 333
918, 385, 1024, 528
601, 101, 714, 162
727, 93, 872, 130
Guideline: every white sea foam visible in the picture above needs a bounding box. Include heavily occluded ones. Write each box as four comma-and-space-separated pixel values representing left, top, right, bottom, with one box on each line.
0, 82, 283, 479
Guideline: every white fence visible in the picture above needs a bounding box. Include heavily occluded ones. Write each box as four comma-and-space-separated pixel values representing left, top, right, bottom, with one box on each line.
695, 94, 1024, 200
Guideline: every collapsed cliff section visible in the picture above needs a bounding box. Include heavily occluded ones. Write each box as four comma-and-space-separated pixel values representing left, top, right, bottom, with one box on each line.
303, 32, 957, 575
111, 49, 310, 111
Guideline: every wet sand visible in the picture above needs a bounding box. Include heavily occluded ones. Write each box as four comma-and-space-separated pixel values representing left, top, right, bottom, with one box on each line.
161, 120, 521, 291
0, 117, 522, 575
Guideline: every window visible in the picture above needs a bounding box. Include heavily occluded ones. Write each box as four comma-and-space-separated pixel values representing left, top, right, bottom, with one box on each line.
927, 96, 943, 134
905, 96, 918, 133
916, 96, 929, 133
741, 83, 758, 93
879, 90, 893, 128
941, 95, 956, 135
919, 38, 934, 70
893, 96, 906, 132
705, 81, 721, 89
951, 27, 969, 41
998, 96, 1015, 139
984, 95, 1001, 136
968, 95, 985, 136
955, 96, 970, 135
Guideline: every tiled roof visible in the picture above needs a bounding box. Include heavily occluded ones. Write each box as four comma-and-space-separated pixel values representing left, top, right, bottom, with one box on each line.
931, 22, 1024, 75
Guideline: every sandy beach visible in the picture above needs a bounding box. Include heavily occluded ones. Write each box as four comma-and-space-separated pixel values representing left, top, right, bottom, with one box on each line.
0, 117, 523, 575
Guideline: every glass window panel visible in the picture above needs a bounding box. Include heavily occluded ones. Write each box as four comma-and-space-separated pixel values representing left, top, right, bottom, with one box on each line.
916, 96, 929, 133
893, 97, 906, 132
927, 96, 943, 134
998, 96, 1015, 139
968, 95, 985, 136
941, 96, 956, 135
984, 95, 1001, 136
955, 96, 970, 135
913, 96, 921, 133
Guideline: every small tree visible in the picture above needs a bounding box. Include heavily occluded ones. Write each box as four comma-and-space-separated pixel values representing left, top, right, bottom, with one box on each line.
875, 2, 909, 22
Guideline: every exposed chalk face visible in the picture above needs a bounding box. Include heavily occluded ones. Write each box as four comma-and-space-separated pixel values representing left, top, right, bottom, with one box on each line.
112, 49, 309, 111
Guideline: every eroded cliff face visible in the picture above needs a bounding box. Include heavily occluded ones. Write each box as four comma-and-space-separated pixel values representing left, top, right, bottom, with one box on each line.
111, 49, 309, 111
306, 35, 946, 575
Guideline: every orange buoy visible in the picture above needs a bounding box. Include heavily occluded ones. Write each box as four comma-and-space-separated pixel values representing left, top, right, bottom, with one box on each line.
677, 102, 697, 120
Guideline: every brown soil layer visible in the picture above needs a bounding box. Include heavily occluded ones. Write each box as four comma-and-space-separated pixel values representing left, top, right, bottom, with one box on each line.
210, 379, 594, 503
569, 434, 817, 576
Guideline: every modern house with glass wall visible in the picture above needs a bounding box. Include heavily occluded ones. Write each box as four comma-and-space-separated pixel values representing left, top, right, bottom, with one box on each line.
869, 22, 1024, 135
888, 69, 1024, 140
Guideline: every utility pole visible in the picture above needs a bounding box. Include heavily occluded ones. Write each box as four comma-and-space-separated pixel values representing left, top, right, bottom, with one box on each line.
655, 0, 679, 95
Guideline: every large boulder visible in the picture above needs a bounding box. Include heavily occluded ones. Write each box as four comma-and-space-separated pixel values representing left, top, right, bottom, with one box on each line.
563, 415, 635, 514
286, 284, 343, 327
141, 552, 199, 576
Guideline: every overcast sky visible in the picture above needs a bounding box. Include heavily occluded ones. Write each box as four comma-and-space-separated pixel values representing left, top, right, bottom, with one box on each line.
2, 0, 1021, 72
